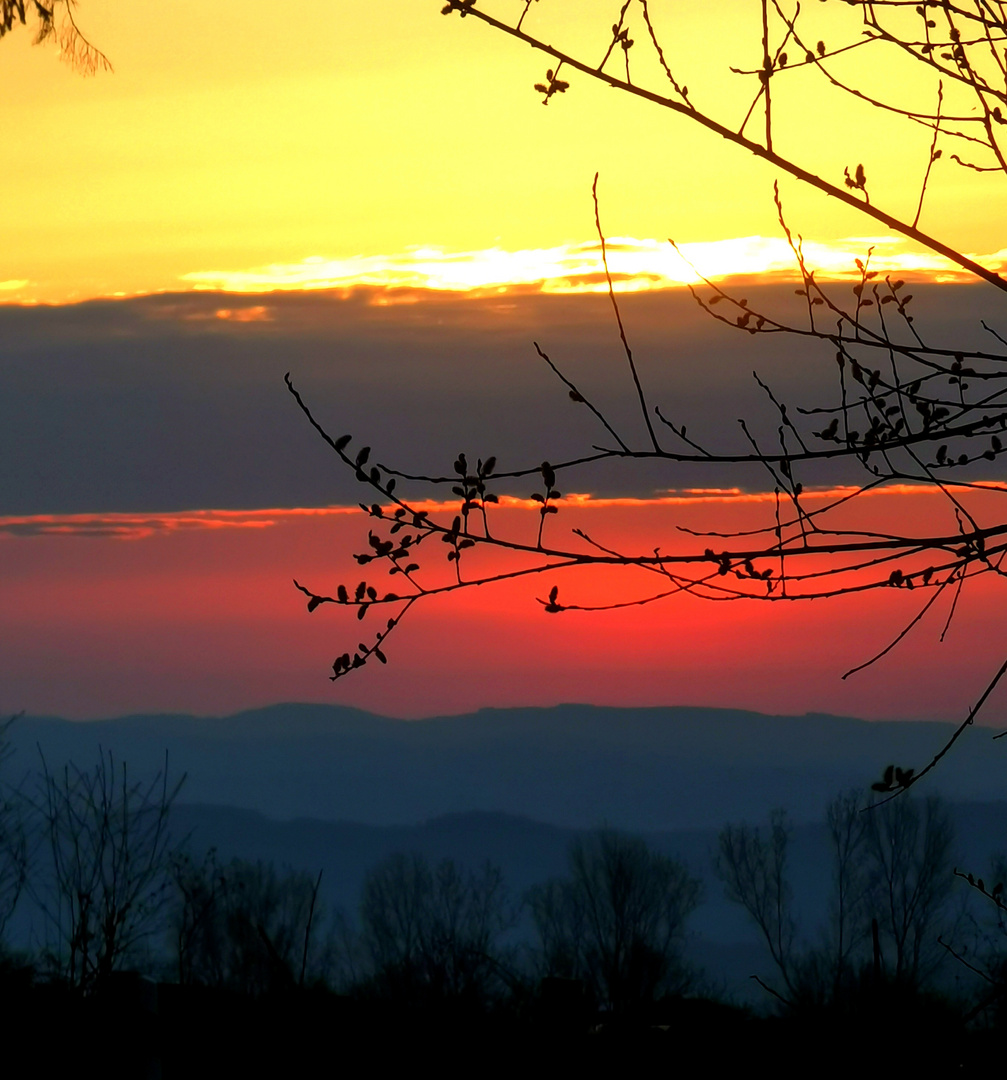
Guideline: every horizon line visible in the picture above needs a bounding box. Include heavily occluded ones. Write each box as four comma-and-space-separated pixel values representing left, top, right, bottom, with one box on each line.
6, 698, 961, 727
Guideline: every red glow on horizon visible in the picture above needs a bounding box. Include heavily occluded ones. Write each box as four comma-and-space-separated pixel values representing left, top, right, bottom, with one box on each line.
2, 488, 1006, 726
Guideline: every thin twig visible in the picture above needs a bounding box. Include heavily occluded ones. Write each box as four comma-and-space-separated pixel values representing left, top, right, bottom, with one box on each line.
591, 174, 661, 451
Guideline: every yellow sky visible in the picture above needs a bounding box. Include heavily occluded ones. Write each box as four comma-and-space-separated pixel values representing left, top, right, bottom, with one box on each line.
3, 0, 1003, 302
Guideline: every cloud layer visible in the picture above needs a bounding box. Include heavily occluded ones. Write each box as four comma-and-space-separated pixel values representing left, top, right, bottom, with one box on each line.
3, 282, 1004, 516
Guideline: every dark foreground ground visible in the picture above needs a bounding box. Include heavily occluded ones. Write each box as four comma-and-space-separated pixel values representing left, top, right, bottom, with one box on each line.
3, 972, 1002, 1079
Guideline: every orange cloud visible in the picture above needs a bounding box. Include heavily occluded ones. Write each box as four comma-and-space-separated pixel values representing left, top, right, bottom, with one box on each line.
0, 506, 360, 541
6, 483, 999, 541
214, 305, 272, 322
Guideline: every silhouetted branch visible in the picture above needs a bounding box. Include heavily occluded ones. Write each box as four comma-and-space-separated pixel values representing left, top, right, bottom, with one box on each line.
289, 0, 1007, 787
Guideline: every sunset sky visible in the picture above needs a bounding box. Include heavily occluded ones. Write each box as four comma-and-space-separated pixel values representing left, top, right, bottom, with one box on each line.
3, 0, 1007, 724
5, 0, 1005, 302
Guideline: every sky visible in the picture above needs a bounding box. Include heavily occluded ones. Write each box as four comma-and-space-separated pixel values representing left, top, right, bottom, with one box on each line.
3, 0, 1007, 723
5, 0, 1006, 302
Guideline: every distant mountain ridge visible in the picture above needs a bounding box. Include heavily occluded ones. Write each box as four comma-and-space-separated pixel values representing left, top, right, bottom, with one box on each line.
7, 702, 1006, 830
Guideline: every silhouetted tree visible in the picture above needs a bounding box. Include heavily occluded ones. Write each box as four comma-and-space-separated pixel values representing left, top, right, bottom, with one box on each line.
715, 809, 797, 997
865, 792, 955, 984
717, 790, 956, 1004
528, 829, 701, 1013
171, 852, 327, 995
0, 718, 27, 946
288, 0, 1007, 787
30, 750, 181, 992
823, 789, 871, 994
358, 853, 513, 1007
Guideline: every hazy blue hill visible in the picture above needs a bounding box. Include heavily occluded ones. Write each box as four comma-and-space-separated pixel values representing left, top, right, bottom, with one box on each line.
170, 805, 578, 912
166, 800, 1007, 1001
9, 702, 1007, 829
169, 798, 1007, 916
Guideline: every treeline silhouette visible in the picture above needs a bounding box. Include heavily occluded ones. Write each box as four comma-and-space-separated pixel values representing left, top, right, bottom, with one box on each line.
1, 733, 1006, 1074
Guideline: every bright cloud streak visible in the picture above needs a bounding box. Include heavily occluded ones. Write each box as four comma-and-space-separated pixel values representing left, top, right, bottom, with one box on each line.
179, 237, 1007, 296
0, 483, 982, 541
